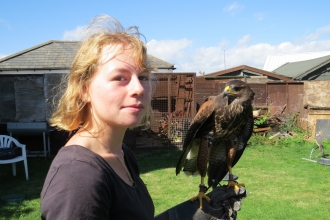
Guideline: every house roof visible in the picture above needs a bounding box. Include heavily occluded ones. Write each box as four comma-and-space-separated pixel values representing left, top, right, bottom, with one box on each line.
205, 65, 292, 81
0, 40, 175, 71
263, 51, 330, 71
272, 55, 330, 80
147, 54, 175, 70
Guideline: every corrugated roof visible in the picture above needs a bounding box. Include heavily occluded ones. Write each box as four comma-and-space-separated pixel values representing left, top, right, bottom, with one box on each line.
206, 65, 292, 81
0, 40, 174, 71
263, 51, 330, 71
272, 55, 330, 79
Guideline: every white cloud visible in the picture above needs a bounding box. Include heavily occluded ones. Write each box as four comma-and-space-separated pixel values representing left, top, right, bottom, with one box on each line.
237, 35, 250, 45
223, 2, 244, 15
253, 12, 266, 21
146, 27, 330, 75
219, 39, 230, 48
60, 24, 330, 76
62, 25, 86, 41
147, 39, 193, 64
301, 25, 330, 41
0, 54, 7, 59
184, 46, 224, 73
0, 19, 11, 30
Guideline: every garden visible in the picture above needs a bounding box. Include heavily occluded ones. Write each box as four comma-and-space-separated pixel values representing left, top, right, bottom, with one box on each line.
1, 104, 330, 219
0, 128, 329, 219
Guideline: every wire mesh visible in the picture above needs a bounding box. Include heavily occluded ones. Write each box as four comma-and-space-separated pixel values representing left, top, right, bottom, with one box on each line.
135, 73, 195, 149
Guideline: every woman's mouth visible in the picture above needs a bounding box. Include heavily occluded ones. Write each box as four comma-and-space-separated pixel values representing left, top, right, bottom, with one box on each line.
122, 104, 145, 112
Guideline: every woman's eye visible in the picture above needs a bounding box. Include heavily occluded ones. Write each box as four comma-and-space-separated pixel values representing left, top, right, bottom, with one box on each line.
139, 76, 149, 81
114, 77, 127, 81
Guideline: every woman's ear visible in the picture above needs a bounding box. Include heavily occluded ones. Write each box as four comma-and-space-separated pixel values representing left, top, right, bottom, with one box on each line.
81, 84, 90, 103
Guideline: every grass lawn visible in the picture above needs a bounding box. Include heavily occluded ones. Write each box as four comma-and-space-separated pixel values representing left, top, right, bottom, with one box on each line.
0, 135, 329, 219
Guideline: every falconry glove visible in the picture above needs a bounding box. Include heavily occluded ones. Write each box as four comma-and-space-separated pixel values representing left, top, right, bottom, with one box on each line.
155, 185, 247, 220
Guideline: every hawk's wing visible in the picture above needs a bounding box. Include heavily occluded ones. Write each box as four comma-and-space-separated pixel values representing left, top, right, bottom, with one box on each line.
207, 138, 229, 188
231, 116, 254, 167
207, 111, 254, 188
175, 95, 222, 175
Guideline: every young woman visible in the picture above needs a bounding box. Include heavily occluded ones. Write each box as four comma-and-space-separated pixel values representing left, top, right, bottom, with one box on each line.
40, 15, 245, 220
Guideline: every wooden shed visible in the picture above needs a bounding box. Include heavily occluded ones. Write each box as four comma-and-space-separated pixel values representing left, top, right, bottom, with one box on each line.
205, 65, 292, 82
303, 81, 330, 137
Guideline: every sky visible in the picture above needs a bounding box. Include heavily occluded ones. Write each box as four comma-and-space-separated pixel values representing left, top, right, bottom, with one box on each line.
1, 0, 330, 75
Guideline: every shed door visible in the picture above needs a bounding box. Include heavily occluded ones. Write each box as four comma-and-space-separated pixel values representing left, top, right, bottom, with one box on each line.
14, 75, 45, 122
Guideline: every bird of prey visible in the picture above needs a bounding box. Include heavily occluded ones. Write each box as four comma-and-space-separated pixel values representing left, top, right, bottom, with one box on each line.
176, 80, 255, 209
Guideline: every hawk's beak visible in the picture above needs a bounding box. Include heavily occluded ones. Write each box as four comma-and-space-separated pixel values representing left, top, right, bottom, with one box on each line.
223, 86, 230, 97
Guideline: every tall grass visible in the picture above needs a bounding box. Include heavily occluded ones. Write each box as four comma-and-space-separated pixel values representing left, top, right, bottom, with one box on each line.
0, 135, 329, 219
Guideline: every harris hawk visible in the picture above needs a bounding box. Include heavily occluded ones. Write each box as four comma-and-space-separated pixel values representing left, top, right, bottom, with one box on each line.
176, 80, 255, 209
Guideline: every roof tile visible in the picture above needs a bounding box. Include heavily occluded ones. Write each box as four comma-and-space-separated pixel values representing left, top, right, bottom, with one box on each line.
0, 40, 174, 71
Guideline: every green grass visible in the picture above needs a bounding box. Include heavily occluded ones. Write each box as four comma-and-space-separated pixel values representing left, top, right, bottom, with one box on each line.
0, 158, 52, 219
239, 135, 330, 219
1, 135, 330, 219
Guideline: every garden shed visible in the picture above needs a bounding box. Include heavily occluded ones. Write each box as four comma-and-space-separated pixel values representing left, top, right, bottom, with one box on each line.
263, 51, 330, 72
205, 65, 292, 82
303, 80, 330, 137
272, 55, 330, 80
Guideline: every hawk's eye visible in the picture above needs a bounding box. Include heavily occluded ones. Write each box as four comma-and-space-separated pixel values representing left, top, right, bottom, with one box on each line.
233, 87, 241, 92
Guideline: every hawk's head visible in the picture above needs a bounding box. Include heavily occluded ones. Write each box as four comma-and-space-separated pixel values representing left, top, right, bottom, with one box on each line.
222, 80, 254, 102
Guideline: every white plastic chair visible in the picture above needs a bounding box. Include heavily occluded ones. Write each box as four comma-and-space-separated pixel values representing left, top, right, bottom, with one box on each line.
0, 135, 29, 180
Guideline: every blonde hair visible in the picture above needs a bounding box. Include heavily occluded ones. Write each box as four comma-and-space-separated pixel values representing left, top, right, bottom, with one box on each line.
50, 15, 155, 131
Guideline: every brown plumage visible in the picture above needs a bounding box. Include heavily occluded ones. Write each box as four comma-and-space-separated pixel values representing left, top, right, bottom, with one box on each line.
176, 80, 255, 209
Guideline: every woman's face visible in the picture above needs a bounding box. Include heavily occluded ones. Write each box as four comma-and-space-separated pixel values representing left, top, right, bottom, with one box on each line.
86, 45, 152, 129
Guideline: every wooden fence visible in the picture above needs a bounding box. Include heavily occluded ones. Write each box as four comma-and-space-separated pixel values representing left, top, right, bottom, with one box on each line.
1, 73, 330, 152
134, 75, 315, 150
195, 77, 330, 137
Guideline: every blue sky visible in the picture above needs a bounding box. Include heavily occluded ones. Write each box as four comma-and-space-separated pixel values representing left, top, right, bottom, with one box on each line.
1, 0, 330, 74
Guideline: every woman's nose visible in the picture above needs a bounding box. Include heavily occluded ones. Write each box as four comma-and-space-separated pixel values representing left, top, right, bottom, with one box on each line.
129, 76, 145, 96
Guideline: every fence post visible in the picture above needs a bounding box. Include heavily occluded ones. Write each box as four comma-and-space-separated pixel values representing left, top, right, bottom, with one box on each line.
167, 76, 171, 141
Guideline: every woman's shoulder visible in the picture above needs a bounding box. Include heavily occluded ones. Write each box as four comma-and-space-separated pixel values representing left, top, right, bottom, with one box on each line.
42, 146, 111, 195
56, 145, 96, 159
53, 145, 108, 171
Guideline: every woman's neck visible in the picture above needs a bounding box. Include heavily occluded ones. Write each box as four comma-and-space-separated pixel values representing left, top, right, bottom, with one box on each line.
78, 124, 127, 156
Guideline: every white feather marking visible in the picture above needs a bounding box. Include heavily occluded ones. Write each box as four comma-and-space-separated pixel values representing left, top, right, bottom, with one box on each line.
183, 139, 201, 177
186, 140, 200, 159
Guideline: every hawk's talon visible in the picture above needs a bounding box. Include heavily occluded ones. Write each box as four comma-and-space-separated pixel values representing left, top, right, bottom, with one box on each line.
227, 180, 245, 191
190, 184, 210, 209
190, 191, 211, 209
